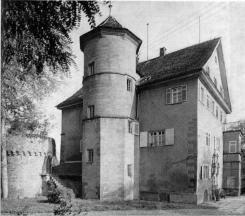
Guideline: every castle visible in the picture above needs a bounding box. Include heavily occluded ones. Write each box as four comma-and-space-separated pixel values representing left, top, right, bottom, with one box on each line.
55, 16, 232, 204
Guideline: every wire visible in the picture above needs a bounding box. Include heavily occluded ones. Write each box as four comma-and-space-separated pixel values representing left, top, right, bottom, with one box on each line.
149, 3, 227, 50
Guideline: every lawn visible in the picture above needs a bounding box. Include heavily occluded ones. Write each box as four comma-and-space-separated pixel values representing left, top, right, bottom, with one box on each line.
1, 196, 217, 215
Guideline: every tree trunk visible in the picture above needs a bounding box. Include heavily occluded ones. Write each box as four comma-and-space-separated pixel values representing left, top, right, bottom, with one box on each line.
1, 117, 8, 199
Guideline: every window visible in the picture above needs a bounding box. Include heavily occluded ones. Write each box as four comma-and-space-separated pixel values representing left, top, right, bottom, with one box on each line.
206, 66, 210, 75
127, 78, 132, 91
216, 137, 220, 151
214, 77, 217, 87
220, 87, 224, 97
229, 141, 237, 153
87, 149, 94, 163
206, 95, 210, 109
227, 176, 236, 188
87, 105, 94, 118
206, 133, 210, 146
128, 164, 132, 177
212, 101, 215, 114
220, 110, 223, 122
200, 165, 210, 179
148, 131, 165, 146
216, 106, 219, 119
166, 85, 187, 104
200, 87, 204, 103
88, 62, 94, 76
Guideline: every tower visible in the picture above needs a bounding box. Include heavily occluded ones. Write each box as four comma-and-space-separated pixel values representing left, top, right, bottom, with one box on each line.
80, 16, 142, 200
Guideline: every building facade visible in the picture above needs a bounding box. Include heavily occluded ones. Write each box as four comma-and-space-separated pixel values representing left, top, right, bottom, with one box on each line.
56, 16, 232, 204
223, 130, 244, 195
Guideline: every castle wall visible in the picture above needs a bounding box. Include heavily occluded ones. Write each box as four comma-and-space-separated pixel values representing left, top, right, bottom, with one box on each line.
6, 134, 55, 199
138, 78, 198, 200
60, 106, 83, 162
197, 79, 224, 203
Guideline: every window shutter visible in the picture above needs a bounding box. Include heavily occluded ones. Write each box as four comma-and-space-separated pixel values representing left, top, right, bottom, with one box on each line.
165, 128, 174, 145
134, 122, 139, 136
80, 139, 83, 152
166, 88, 171, 104
140, 132, 148, 147
182, 85, 187, 101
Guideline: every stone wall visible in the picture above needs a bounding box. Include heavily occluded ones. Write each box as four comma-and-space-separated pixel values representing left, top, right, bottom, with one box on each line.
6, 134, 56, 199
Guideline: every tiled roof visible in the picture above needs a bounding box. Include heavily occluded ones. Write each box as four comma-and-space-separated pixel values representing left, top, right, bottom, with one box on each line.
56, 88, 83, 109
137, 38, 220, 86
98, 16, 123, 28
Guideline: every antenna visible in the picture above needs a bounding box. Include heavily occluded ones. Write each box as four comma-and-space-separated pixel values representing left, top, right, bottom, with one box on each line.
147, 23, 149, 60
109, 1, 112, 16
199, 16, 201, 43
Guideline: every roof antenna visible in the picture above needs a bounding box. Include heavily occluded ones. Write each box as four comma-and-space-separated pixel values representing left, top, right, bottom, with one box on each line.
199, 16, 201, 43
147, 23, 149, 60
108, 1, 112, 16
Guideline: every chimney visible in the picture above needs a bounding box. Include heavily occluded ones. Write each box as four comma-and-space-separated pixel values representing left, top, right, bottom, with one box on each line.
160, 47, 167, 56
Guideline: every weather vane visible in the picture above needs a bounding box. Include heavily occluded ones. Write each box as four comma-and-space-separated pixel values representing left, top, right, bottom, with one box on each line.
108, 1, 112, 16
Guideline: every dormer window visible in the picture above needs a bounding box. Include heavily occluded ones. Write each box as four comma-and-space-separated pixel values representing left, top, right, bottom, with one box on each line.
88, 62, 94, 76
206, 66, 210, 76
214, 77, 217, 87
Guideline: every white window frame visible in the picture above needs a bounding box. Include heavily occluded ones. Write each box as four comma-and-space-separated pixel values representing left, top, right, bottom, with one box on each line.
148, 130, 165, 146
229, 141, 237, 153
166, 85, 187, 104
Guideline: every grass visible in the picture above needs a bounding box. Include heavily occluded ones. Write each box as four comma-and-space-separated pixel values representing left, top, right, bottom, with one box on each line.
1, 196, 217, 215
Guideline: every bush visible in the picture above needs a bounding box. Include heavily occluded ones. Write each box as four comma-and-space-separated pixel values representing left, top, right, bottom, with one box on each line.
47, 188, 62, 204
54, 198, 72, 216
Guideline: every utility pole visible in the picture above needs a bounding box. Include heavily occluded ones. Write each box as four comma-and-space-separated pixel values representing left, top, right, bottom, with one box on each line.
147, 23, 149, 60
199, 16, 201, 43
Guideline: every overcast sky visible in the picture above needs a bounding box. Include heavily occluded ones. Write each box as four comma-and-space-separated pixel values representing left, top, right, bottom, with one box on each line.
42, 1, 245, 159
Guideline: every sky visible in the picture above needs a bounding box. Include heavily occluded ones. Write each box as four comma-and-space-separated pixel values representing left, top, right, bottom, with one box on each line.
41, 1, 245, 160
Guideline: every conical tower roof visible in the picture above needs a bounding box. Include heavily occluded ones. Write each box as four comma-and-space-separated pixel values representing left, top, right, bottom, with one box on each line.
98, 16, 123, 28
80, 16, 142, 52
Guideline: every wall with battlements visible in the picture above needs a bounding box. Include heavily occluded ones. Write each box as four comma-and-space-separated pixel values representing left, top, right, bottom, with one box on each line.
6, 134, 56, 199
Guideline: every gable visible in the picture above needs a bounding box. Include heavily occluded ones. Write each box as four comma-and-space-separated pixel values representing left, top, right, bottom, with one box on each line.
203, 41, 231, 112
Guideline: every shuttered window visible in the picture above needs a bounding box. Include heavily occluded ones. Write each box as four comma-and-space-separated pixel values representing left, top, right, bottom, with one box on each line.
166, 85, 187, 104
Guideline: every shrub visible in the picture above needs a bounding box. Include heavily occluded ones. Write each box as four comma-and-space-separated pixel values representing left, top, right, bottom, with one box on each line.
47, 187, 62, 204
54, 198, 72, 216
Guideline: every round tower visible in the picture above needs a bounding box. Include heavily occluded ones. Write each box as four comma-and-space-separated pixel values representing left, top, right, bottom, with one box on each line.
80, 16, 142, 200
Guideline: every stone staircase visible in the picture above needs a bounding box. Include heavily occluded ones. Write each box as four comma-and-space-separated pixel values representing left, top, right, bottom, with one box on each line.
49, 174, 76, 199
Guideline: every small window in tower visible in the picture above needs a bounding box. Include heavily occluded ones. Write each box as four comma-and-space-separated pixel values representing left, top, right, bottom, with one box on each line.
87, 105, 94, 118
128, 164, 132, 177
88, 62, 94, 76
87, 149, 94, 163
127, 78, 132, 91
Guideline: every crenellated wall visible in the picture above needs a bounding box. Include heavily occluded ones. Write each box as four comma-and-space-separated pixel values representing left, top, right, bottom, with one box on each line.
6, 134, 56, 199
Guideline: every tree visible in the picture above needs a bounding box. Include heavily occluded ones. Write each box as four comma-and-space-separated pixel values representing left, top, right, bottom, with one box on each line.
1, 0, 104, 198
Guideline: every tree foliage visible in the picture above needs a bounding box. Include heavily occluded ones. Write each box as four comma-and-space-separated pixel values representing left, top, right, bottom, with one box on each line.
1, 0, 103, 134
